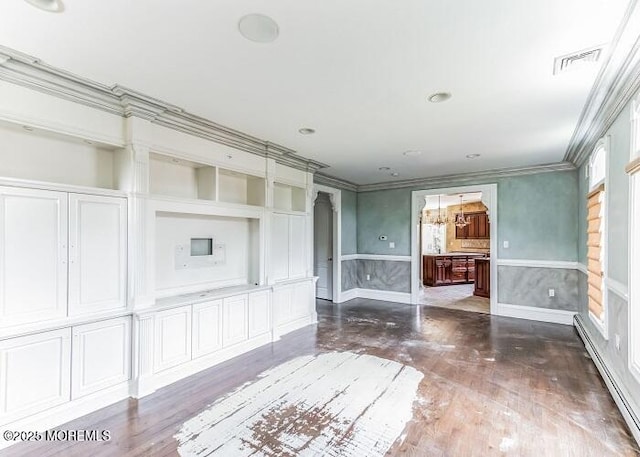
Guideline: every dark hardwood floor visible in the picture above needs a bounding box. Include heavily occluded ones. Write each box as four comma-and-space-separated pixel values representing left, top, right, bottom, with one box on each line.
3, 299, 638, 456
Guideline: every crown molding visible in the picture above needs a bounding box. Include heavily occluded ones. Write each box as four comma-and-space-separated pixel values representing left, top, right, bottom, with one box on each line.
353, 161, 575, 192
0, 45, 328, 174
564, 0, 640, 166
313, 172, 358, 192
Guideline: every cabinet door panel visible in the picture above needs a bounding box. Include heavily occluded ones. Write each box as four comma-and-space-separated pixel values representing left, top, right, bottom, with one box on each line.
273, 286, 293, 326
69, 194, 127, 316
193, 300, 222, 358
223, 295, 248, 347
288, 215, 306, 278
248, 291, 271, 338
154, 306, 192, 372
0, 329, 71, 425
72, 317, 131, 399
271, 213, 290, 281
0, 187, 68, 325
291, 282, 312, 321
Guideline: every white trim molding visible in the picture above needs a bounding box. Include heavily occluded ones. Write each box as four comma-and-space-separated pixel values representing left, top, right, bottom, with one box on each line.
341, 254, 411, 262
629, 156, 640, 383
496, 303, 576, 326
575, 314, 640, 444
496, 259, 582, 270
608, 278, 629, 301
312, 184, 342, 304
354, 289, 411, 305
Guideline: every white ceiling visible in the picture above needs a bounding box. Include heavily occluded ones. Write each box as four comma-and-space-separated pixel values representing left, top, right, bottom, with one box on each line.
0, 0, 628, 184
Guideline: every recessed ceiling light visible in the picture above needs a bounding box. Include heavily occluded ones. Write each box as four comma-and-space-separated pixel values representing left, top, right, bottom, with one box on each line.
298, 128, 316, 135
427, 92, 452, 103
24, 0, 64, 12
22, 126, 34, 131
238, 14, 279, 43
403, 150, 422, 157
466, 153, 481, 159
378, 167, 391, 171
390, 172, 399, 177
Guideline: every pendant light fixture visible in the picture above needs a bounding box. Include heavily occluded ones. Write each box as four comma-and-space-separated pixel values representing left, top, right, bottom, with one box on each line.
426, 195, 449, 226
454, 194, 471, 228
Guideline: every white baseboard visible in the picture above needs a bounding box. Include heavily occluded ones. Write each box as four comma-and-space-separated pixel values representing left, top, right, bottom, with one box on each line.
0, 383, 130, 450
574, 314, 640, 445
337, 289, 358, 303
337, 288, 412, 305
496, 302, 576, 325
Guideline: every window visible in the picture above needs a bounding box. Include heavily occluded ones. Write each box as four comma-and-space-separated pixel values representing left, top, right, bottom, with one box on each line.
587, 137, 608, 336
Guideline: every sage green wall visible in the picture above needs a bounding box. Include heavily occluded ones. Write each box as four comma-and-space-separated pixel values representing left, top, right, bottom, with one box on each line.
341, 189, 357, 255
357, 170, 579, 261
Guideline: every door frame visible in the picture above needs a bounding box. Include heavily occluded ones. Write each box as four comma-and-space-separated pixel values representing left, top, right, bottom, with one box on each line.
410, 183, 498, 315
312, 184, 342, 303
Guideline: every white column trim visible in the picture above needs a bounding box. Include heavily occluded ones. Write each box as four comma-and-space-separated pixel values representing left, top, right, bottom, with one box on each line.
313, 184, 342, 303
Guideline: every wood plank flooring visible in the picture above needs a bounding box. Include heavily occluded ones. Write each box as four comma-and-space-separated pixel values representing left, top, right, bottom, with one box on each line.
2, 299, 638, 456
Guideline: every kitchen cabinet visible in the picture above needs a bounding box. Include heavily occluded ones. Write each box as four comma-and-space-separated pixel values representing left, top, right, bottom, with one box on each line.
474, 258, 491, 298
455, 212, 490, 239
423, 254, 486, 286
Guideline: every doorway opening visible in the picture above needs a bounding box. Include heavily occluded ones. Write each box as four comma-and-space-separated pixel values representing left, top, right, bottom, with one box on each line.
314, 192, 334, 301
411, 184, 498, 315
419, 191, 490, 313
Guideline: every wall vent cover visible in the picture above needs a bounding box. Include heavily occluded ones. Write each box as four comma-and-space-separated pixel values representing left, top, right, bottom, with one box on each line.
553, 46, 603, 75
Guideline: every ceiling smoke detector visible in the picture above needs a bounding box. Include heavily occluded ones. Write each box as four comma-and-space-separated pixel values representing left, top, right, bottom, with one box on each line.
238, 14, 279, 43
553, 46, 603, 75
24, 0, 64, 12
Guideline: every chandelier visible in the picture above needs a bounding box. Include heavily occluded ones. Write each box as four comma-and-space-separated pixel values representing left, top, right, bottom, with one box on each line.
425, 195, 449, 226
454, 194, 471, 228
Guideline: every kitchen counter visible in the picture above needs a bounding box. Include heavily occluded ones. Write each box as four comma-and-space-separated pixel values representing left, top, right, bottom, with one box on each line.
422, 253, 486, 286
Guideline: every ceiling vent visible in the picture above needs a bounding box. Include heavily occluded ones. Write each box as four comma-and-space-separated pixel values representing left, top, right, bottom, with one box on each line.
553, 46, 603, 75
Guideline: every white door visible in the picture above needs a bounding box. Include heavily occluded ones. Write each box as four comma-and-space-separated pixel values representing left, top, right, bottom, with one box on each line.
248, 290, 271, 338
271, 213, 290, 281
0, 328, 71, 425
192, 299, 222, 358
314, 194, 333, 300
68, 194, 127, 316
72, 317, 131, 399
154, 306, 192, 373
289, 215, 306, 279
222, 295, 248, 347
0, 187, 68, 326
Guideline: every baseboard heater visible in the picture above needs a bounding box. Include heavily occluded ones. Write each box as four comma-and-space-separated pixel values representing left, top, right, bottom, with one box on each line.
574, 314, 640, 444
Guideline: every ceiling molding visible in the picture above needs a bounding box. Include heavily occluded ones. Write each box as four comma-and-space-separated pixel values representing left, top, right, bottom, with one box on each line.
564, 0, 640, 166
313, 172, 358, 192
0, 45, 328, 174
355, 162, 576, 192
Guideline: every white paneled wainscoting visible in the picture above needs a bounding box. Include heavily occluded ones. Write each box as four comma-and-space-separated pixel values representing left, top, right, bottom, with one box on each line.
0, 93, 320, 449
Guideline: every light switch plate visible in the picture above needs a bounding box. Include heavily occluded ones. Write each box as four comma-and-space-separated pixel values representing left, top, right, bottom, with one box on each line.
503, 240, 509, 249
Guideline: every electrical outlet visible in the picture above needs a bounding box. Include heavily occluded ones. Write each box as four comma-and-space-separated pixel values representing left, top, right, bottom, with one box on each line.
615, 334, 621, 350
503, 240, 509, 249
366, 274, 371, 281
548, 288, 555, 297
389, 242, 395, 248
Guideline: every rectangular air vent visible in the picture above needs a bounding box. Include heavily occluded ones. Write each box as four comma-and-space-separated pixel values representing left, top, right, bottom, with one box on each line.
553, 46, 603, 75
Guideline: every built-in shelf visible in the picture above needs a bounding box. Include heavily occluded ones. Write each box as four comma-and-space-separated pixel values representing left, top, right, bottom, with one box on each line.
0, 123, 123, 191
273, 182, 306, 212
149, 153, 266, 207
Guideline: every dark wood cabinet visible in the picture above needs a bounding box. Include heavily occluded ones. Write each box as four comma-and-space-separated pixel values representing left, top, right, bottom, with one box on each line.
423, 254, 486, 286
473, 258, 490, 298
455, 212, 490, 239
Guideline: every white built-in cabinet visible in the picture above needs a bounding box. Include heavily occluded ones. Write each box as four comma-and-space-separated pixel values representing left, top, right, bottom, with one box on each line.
222, 295, 249, 347
0, 187, 127, 326
192, 299, 222, 359
271, 213, 307, 282
273, 280, 313, 329
248, 290, 271, 338
68, 194, 127, 316
0, 328, 71, 425
72, 317, 131, 399
0, 187, 68, 325
154, 306, 192, 373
